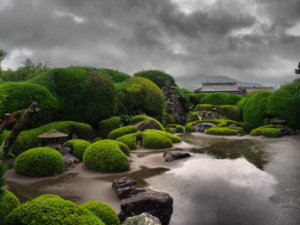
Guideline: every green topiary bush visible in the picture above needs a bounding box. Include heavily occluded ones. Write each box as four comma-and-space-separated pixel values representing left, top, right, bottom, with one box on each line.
201, 93, 242, 105
0, 82, 60, 128
30, 67, 115, 124
194, 104, 214, 111
83, 140, 129, 172
267, 79, 300, 129
250, 125, 281, 138
0, 191, 20, 225
141, 131, 173, 149
98, 116, 121, 138
108, 125, 137, 140
144, 129, 181, 143
220, 105, 241, 121
97, 139, 130, 155
81, 200, 120, 225
14, 147, 64, 177
63, 139, 91, 160
131, 115, 164, 130
134, 70, 176, 88
5, 194, 104, 225
243, 91, 272, 128
0, 121, 92, 156
166, 124, 185, 133
114, 77, 165, 121
206, 127, 240, 136
116, 133, 137, 150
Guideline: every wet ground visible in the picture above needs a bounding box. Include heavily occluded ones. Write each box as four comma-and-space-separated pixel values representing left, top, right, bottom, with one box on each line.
6, 133, 300, 225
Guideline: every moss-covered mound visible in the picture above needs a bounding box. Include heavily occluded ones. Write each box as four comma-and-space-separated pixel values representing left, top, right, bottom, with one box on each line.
144, 129, 181, 143
63, 139, 91, 160
116, 133, 137, 150
114, 77, 165, 121
30, 67, 115, 124
166, 124, 185, 133
96, 68, 131, 83
141, 131, 173, 149
131, 115, 164, 130
194, 104, 214, 111
134, 70, 176, 88
0, 121, 92, 156
250, 125, 281, 138
220, 105, 241, 121
81, 200, 120, 225
5, 194, 104, 225
108, 125, 137, 140
83, 140, 129, 172
0, 82, 60, 128
185, 119, 242, 132
14, 147, 64, 177
267, 79, 300, 129
206, 127, 240, 136
95, 139, 130, 155
0, 191, 20, 225
243, 91, 272, 128
202, 93, 242, 105
98, 116, 121, 138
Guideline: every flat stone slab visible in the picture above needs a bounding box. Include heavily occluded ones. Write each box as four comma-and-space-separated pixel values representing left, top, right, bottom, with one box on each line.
112, 177, 145, 199
123, 212, 162, 225
163, 150, 191, 162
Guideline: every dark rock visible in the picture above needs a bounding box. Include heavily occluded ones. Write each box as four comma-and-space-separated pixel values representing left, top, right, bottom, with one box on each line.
138, 120, 161, 131
193, 122, 215, 133
123, 212, 162, 225
119, 189, 173, 225
63, 153, 80, 171
163, 150, 191, 162
112, 177, 145, 199
60, 146, 72, 155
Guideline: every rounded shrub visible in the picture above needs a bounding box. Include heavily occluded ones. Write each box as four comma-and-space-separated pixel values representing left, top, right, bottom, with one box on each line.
220, 105, 241, 121
81, 200, 120, 225
166, 124, 185, 133
116, 133, 137, 150
250, 125, 281, 138
108, 125, 137, 140
131, 115, 164, 130
5, 194, 104, 225
96, 68, 131, 83
97, 139, 130, 155
30, 67, 115, 124
243, 91, 272, 128
165, 128, 175, 134
63, 139, 91, 160
83, 140, 129, 172
14, 147, 64, 177
114, 77, 165, 121
202, 93, 242, 105
141, 131, 173, 149
194, 104, 214, 111
134, 70, 176, 88
144, 129, 181, 143
206, 127, 239, 136
98, 116, 121, 138
0, 191, 20, 225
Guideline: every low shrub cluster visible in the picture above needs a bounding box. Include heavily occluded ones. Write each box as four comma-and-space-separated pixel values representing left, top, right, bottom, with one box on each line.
83, 140, 129, 172
63, 139, 91, 160
166, 124, 185, 133
130, 114, 164, 130
250, 125, 281, 138
14, 147, 64, 177
220, 105, 241, 121
98, 116, 121, 138
206, 127, 240, 136
80, 200, 120, 225
0, 191, 20, 225
141, 131, 173, 149
116, 133, 137, 150
134, 70, 176, 88
194, 104, 214, 111
108, 125, 137, 140
201, 93, 242, 105
185, 119, 242, 132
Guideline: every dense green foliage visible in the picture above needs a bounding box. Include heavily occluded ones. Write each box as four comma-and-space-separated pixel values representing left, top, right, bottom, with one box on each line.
202, 93, 242, 105
83, 140, 129, 172
243, 91, 272, 128
141, 131, 173, 149
30, 67, 115, 124
116, 133, 137, 150
267, 79, 300, 129
206, 127, 240, 136
14, 147, 64, 177
131, 114, 164, 130
194, 104, 214, 111
0, 159, 5, 201
114, 77, 165, 121
96, 68, 130, 83
0, 191, 20, 225
166, 124, 185, 133
144, 129, 181, 143
185, 119, 242, 132
250, 125, 281, 138
81, 200, 120, 225
108, 125, 137, 140
220, 105, 241, 121
0, 82, 60, 127
6, 194, 104, 225
98, 116, 121, 138
0, 121, 92, 156
63, 139, 91, 160
134, 70, 176, 88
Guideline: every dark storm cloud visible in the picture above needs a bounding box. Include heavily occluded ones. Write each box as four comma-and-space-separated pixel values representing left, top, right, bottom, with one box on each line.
0, 0, 299, 87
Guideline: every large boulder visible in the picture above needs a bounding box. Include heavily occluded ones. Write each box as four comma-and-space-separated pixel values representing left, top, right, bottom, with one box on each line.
119, 189, 173, 225
123, 213, 162, 225
112, 177, 145, 199
163, 150, 191, 162
194, 122, 215, 132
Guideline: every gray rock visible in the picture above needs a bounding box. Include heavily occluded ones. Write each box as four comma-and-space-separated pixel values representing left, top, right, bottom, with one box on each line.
63, 153, 80, 171
119, 189, 173, 225
113, 177, 145, 199
194, 122, 215, 133
123, 213, 162, 225
137, 120, 161, 131
163, 150, 191, 162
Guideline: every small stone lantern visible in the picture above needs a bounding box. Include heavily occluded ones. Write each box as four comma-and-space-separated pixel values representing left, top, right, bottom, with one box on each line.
38, 129, 68, 151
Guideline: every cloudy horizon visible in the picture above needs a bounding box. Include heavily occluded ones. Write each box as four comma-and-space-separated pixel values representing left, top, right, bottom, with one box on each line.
0, 0, 299, 87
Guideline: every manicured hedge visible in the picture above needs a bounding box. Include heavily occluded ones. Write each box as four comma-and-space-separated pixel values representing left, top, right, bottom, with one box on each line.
0, 191, 20, 225
243, 91, 272, 128
114, 77, 165, 121
0, 121, 92, 156
98, 116, 121, 138
250, 125, 281, 138
202, 93, 242, 105
116, 133, 137, 150
141, 131, 173, 149
267, 79, 300, 129
81, 200, 120, 225
194, 104, 214, 111
206, 127, 240, 136
63, 139, 91, 160
14, 147, 64, 177
220, 105, 241, 121
131, 115, 164, 130
30, 67, 115, 124
83, 140, 129, 172
134, 70, 176, 88
108, 125, 137, 140
0, 82, 60, 127
5, 194, 104, 225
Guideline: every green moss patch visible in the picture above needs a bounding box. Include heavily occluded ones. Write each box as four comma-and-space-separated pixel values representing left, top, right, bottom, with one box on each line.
98, 116, 121, 138
63, 139, 91, 160
250, 125, 281, 138
108, 125, 137, 140
0, 191, 20, 225
206, 127, 240, 136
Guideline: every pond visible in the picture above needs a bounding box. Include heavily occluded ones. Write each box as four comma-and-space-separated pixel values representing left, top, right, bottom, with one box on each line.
6, 134, 300, 225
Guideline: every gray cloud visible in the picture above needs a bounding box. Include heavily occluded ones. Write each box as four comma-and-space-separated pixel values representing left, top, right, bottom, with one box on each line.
0, 0, 299, 87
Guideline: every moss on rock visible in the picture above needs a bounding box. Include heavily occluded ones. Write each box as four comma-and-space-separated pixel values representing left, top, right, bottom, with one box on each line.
108, 125, 137, 140
63, 139, 91, 160
0, 191, 20, 225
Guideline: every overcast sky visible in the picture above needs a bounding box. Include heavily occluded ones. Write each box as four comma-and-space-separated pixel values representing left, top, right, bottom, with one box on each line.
0, 0, 299, 86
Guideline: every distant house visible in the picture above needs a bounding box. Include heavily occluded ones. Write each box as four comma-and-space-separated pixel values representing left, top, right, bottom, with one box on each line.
194, 82, 246, 95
